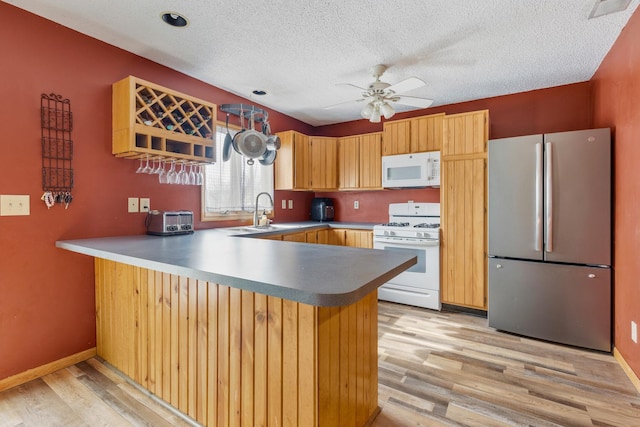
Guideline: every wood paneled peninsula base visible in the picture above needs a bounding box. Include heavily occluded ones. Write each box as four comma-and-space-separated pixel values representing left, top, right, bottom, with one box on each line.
58, 229, 415, 427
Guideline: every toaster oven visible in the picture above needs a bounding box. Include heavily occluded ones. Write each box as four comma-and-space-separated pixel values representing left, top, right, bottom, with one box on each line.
146, 210, 194, 236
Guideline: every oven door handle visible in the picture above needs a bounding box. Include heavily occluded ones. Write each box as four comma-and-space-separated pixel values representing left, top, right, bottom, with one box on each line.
374, 238, 440, 246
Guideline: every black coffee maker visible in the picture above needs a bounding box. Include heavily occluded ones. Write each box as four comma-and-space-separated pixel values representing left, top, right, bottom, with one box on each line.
311, 198, 335, 222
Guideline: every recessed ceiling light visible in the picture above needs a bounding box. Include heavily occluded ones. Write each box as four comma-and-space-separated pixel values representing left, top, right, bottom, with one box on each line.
161, 12, 189, 28
588, 0, 631, 19
252, 90, 267, 96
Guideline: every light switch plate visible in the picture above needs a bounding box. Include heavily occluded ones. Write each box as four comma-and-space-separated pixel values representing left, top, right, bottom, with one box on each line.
632, 321, 638, 344
288, 200, 293, 209
0, 195, 30, 216
140, 198, 150, 213
128, 197, 139, 213
281, 199, 287, 209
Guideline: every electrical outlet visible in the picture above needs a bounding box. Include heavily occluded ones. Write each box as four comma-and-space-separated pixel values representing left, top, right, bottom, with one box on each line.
139, 198, 150, 213
632, 321, 638, 344
281, 199, 287, 209
288, 200, 293, 209
128, 197, 139, 213
0, 195, 30, 216
354, 200, 359, 210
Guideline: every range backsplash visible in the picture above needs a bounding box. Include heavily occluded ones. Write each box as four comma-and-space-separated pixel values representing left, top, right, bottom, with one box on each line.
315, 188, 441, 223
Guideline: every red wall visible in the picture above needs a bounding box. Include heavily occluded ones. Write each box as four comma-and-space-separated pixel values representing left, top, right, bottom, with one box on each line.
2, 1, 636, 383
592, 9, 640, 377
314, 82, 593, 223
316, 82, 593, 140
0, 3, 312, 380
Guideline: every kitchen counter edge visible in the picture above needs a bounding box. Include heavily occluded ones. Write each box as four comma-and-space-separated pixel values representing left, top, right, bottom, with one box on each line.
56, 227, 414, 308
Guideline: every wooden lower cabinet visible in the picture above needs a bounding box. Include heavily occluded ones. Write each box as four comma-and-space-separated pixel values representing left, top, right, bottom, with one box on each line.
345, 230, 373, 249
95, 258, 379, 427
281, 231, 306, 242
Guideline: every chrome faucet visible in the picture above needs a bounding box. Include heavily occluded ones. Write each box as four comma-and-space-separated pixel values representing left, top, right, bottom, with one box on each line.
253, 192, 274, 226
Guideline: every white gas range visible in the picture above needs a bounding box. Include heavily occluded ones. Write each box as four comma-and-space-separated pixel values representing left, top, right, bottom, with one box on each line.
373, 202, 441, 310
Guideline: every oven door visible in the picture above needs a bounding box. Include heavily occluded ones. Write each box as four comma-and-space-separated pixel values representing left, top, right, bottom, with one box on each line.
373, 238, 439, 291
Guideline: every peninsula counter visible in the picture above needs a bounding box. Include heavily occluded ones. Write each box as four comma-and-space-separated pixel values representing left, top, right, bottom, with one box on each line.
57, 228, 416, 427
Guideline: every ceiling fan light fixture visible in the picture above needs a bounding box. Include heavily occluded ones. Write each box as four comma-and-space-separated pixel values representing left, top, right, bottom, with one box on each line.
361, 102, 374, 118
380, 102, 395, 119
369, 106, 381, 123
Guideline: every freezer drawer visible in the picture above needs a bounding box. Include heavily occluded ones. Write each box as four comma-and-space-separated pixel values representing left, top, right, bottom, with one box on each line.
488, 258, 611, 352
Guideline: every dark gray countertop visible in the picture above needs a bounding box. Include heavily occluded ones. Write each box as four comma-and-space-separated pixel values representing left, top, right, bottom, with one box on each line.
56, 225, 414, 307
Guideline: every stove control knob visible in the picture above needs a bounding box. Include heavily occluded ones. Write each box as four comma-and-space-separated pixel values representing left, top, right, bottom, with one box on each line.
416, 232, 425, 238
388, 230, 395, 236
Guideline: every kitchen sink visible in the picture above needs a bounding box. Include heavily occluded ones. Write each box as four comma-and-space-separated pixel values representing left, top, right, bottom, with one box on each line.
225, 224, 305, 235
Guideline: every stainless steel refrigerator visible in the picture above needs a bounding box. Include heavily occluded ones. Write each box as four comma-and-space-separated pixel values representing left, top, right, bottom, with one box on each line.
488, 128, 611, 352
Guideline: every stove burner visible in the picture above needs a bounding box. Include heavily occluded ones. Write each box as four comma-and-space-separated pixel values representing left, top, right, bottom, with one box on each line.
380, 222, 410, 227
414, 223, 440, 228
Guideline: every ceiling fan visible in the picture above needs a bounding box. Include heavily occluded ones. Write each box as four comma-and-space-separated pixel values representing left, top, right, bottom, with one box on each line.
328, 64, 434, 123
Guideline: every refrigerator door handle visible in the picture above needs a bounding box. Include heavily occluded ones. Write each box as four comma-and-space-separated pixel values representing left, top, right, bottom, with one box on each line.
535, 142, 543, 252
545, 142, 553, 252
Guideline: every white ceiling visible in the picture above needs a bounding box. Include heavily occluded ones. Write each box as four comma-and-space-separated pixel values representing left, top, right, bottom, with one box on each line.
5, 0, 638, 127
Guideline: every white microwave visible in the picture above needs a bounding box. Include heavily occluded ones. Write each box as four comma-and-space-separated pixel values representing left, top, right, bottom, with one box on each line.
382, 152, 440, 188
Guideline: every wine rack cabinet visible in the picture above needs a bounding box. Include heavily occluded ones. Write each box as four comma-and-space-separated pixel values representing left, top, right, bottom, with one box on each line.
112, 76, 216, 163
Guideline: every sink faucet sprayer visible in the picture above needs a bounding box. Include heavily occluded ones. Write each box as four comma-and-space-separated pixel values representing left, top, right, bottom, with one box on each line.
253, 192, 274, 226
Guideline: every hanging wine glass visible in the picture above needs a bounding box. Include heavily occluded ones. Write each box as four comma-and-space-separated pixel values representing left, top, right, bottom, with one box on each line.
196, 164, 204, 186
188, 163, 197, 185
141, 155, 152, 173
178, 161, 190, 185
158, 160, 168, 184
135, 157, 145, 173
151, 158, 162, 174
167, 160, 178, 184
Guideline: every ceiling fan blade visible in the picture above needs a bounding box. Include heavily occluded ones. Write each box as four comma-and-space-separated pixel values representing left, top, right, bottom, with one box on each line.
324, 98, 365, 110
386, 77, 425, 94
337, 83, 369, 92
391, 95, 433, 108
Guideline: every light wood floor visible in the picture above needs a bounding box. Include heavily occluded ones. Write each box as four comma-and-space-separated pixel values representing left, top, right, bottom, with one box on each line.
1, 301, 639, 427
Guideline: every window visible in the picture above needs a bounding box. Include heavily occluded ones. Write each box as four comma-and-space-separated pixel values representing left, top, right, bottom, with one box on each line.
201, 125, 274, 221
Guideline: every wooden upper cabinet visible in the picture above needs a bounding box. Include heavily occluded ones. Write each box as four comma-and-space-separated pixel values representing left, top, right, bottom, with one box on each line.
382, 119, 411, 155
309, 137, 338, 190
358, 132, 382, 189
338, 136, 360, 190
383, 113, 445, 156
410, 113, 445, 152
295, 133, 312, 189
338, 132, 382, 190
275, 131, 311, 190
442, 110, 489, 157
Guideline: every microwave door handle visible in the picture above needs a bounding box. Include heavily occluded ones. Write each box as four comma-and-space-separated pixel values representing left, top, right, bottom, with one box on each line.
426, 158, 432, 181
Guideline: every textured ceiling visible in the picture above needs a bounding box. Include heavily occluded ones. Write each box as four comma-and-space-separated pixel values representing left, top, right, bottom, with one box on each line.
4, 0, 638, 126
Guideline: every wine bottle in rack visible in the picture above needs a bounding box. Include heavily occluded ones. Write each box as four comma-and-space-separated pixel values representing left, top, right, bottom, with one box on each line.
151, 104, 165, 118
171, 111, 184, 123
162, 117, 175, 131
140, 111, 153, 126
182, 124, 194, 135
